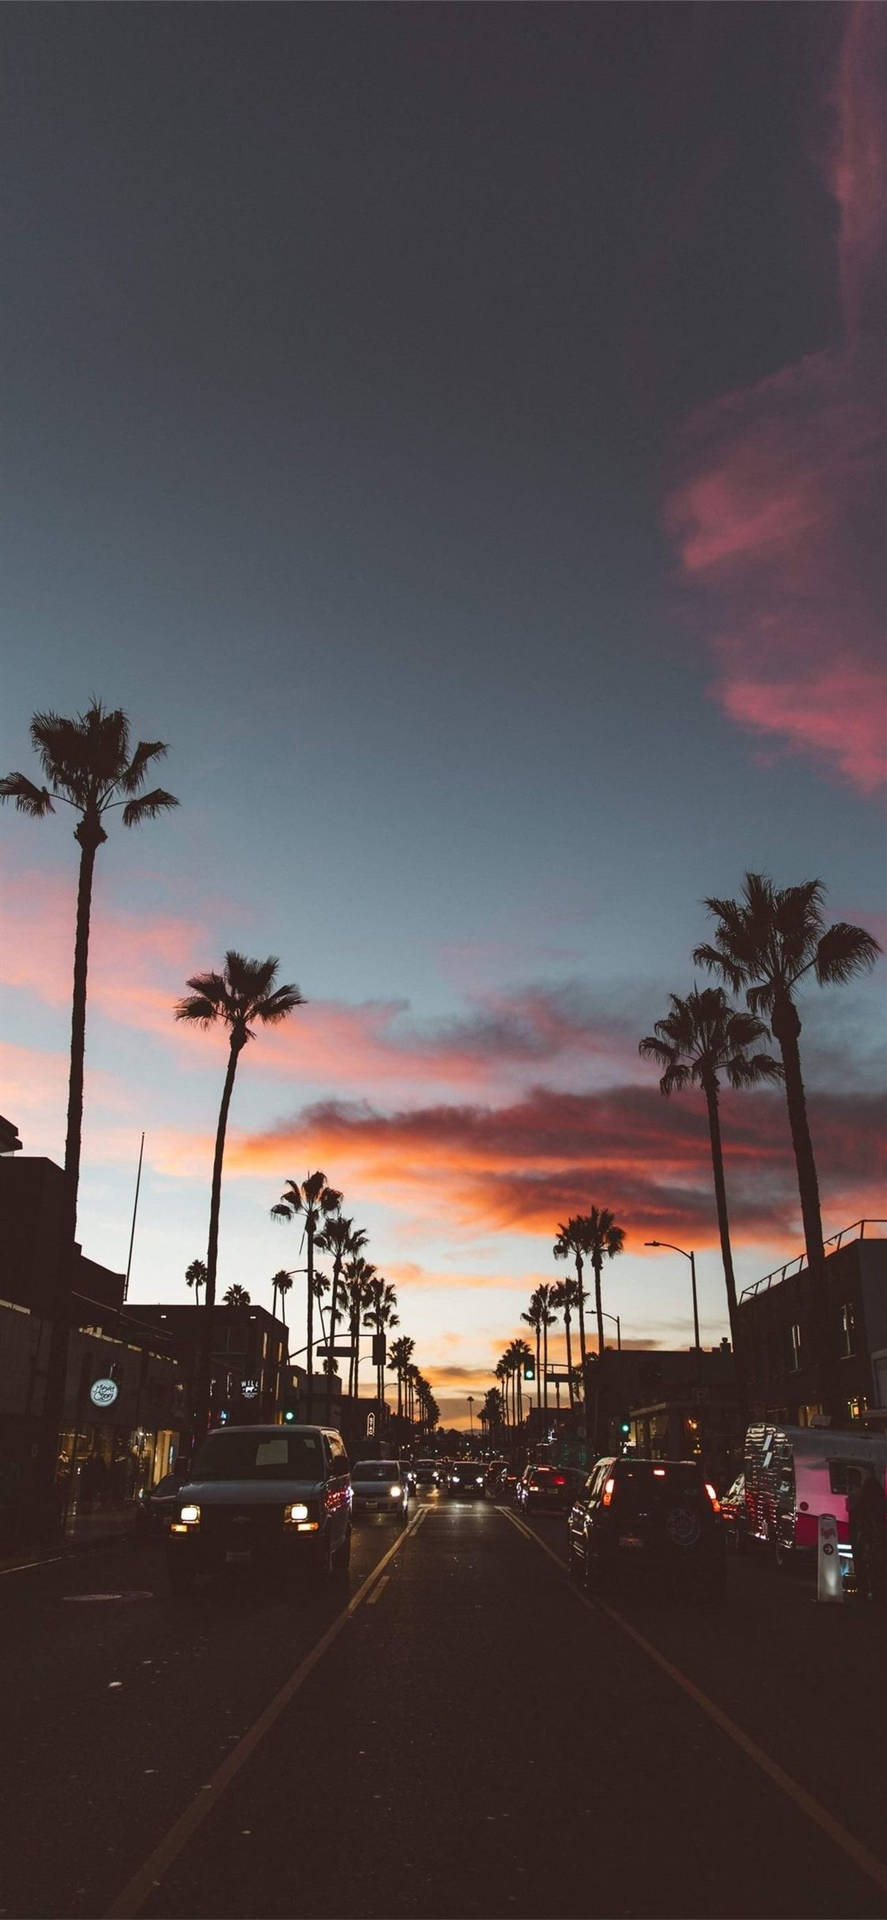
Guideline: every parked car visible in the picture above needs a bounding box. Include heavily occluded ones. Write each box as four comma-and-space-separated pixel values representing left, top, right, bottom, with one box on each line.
351, 1459, 410, 1522
447, 1461, 486, 1498
165, 1424, 352, 1595
517, 1465, 578, 1513
744, 1423, 887, 1572
136, 1470, 185, 1532
567, 1457, 726, 1603
718, 1473, 750, 1553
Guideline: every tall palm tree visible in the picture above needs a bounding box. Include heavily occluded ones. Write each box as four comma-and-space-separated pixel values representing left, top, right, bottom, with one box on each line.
694, 873, 881, 1417
553, 1218, 593, 1399
175, 952, 304, 1436
185, 1258, 207, 1304
314, 1214, 368, 1419
551, 1279, 580, 1409
495, 1357, 510, 1430
222, 1284, 251, 1306
388, 1335, 415, 1421
363, 1277, 399, 1411
1, 700, 178, 1504
535, 1283, 557, 1415
579, 1206, 626, 1450
512, 1340, 533, 1425
639, 987, 780, 1387
344, 1256, 375, 1398
269, 1268, 292, 1329
520, 1291, 544, 1413
270, 1173, 342, 1420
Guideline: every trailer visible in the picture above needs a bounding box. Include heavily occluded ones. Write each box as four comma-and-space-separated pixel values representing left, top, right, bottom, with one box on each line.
744, 1422, 887, 1569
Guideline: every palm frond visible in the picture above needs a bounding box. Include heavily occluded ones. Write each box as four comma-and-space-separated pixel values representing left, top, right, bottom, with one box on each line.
253, 984, 305, 1024
120, 787, 179, 826
117, 740, 170, 795
0, 773, 55, 816
174, 993, 222, 1026
814, 922, 882, 986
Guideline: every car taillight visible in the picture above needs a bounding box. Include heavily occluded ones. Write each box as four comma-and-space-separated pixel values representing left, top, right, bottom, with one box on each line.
601, 1477, 615, 1507
552, 1475, 565, 1486
705, 1482, 721, 1513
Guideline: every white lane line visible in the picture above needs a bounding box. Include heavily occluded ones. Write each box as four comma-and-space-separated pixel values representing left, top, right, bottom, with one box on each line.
0, 1555, 64, 1577
105, 1507, 426, 1919
367, 1574, 390, 1607
502, 1509, 887, 1900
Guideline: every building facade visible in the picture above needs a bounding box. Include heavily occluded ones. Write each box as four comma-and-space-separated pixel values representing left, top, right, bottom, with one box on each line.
738, 1220, 887, 1431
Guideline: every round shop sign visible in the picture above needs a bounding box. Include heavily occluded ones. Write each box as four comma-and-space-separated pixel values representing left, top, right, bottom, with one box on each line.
89, 1377, 119, 1409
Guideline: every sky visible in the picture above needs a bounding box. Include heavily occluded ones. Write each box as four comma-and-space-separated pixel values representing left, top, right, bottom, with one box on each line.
1, 4, 884, 1428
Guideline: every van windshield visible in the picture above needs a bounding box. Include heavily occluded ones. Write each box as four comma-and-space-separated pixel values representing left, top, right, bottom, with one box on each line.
191, 1432, 323, 1481
353, 1462, 399, 1481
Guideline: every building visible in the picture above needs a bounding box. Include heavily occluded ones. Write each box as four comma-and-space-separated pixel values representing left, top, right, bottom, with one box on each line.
738, 1219, 887, 1431
122, 1300, 290, 1432
0, 1155, 184, 1537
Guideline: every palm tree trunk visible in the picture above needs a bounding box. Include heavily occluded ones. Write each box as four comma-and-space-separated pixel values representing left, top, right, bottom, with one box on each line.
326, 1263, 341, 1422
564, 1309, 574, 1408
703, 1079, 748, 1420
772, 998, 833, 1417
194, 1033, 242, 1439
535, 1325, 541, 1413
542, 1323, 549, 1412
575, 1253, 589, 1386
592, 1257, 606, 1452
306, 1213, 316, 1423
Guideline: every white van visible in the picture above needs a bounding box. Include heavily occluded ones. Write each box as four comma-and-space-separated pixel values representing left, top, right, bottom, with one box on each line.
745, 1421, 887, 1568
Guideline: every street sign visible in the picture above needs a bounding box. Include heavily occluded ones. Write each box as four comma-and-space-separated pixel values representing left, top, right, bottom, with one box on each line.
315, 1344, 354, 1358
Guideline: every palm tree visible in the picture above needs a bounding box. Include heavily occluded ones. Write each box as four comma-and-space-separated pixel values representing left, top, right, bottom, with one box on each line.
175, 952, 304, 1436
363, 1277, 399, 1411
513, 1340, 533, 1425
1, 700, 178, 1505
551, 1278, 580, 1409
579, 1206, 626, 1450
694, 873, 881, 1417
520, 1291, 544, 1414
344, 1257, 376, 1399
388, 1335, 415, 1422
495, 1357, 510, 1430
269, 1269, 292, 1327
639, 987, 780, 1388
270, 1173, 342, 1420
553, 1218, 593, 1401
314, 1214, 368, 1419
483, 1385, 504, 1443
223, 1284, 251, 1307
185, 1258, 208, 1304
535, 1283, 557, 1415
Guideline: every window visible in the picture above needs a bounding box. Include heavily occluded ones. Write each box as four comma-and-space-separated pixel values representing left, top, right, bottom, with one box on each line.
839, 1302, 856, 1358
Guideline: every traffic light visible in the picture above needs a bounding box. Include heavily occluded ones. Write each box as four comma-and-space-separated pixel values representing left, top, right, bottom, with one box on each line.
523, 1356, 535, 1381
283, 1406, 296, 1424
218, 1409, 230, 1425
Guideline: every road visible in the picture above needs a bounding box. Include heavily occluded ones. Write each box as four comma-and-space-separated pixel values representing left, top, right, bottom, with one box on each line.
3, 1495, 886, 1919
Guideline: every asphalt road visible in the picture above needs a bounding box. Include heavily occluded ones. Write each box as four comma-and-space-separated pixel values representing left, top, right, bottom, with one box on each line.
3, 1496, 886, 1920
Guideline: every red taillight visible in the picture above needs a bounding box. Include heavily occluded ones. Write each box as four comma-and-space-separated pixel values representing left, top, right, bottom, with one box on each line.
601, 1477, 616, 1507
705, 1482, 721, 1513
552, 1475, 565, 1486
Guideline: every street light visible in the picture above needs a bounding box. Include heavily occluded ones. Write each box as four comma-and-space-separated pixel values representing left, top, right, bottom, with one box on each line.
467, 1394, 474, 1440
644, 1241, 700, 1351
599, 1310, 622, 1351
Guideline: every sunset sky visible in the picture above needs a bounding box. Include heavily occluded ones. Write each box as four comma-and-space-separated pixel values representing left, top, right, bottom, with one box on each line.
1, 5, 884, 1426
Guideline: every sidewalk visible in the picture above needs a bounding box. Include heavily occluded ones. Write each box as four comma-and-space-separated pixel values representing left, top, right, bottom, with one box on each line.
0, 1501, 138, 1573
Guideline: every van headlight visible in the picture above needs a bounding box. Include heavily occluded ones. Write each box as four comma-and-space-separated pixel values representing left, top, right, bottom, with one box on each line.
284, 1503, 310, 1523
171, 1503, 201, 1532
389, 1484, 402, 1499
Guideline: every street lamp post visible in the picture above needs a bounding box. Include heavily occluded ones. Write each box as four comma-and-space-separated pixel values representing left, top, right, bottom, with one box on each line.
467, 1394, 474, 1441
645, 1242, 700, 1350
599, 1310, 621, 1351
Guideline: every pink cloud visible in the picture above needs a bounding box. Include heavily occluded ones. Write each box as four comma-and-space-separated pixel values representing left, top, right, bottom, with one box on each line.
665, 9, 886, 797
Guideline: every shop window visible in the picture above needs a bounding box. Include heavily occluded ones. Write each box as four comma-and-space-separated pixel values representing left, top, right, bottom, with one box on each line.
839, 1302, 856, 1357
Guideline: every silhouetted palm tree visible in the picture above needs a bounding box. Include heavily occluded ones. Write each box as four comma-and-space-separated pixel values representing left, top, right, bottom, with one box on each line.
553, 1218, 593, 1395
520, 1292, 545, 1412
223, 1284, 250, 1307
694, 873, 881, 1416
551, 1279, 580, 1409
388, 1335, 415, 1421
185, 1258, 208, 1304
271, 1173, 342, 1418
362, 1277, 399, 1410
534, 1283, 557, 1414
495, 1356, 510, 1429
175, 952, 303, 1435
1, 700, 178, 1506
315, 1215, 368, 1419
640, 986, 780, 1384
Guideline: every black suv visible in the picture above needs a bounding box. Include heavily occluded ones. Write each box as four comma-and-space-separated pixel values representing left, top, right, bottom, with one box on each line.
567, 1457, 726, 1603
166, 1424, 352, 1594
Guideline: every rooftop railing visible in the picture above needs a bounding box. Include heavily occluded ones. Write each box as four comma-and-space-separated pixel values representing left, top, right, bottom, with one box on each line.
739, 1219, 887, 1302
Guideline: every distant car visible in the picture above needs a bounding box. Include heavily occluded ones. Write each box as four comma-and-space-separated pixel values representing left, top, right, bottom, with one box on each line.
484, 1458, 506, 1494
165, 1424, 352, 1594
718, 1473, 750, 1553
447, 1462, 486, 1499
351, 1460, 410, 1522
567, 1457, 726, 1604
516, 1465, 576, 1513
413, 1459, 439, 1489
399, 1462, 417, 1496
136, 1471, 185, 1532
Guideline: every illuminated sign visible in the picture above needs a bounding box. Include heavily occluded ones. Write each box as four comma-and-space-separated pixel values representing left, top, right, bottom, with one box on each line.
241, 1379, 259, 1400
89, 1378, 119, 1409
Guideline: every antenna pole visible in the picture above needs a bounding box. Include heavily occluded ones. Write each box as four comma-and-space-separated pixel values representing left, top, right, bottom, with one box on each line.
123, 1132, 145, 1302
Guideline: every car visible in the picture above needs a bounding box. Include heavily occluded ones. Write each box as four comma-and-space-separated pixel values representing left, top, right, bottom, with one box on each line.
399, 1462, 417, 1496
516, 1465, 577, 1513
165, 1424, 352, 1595
567, 1456, 726, 1604
447, 1461, 486, 1498
484, 1458, 506, 1494
135, 1469, 186, 1532
413, 1458, 439, 1490
351, 1459, 410, 1522
718, 1472, 750, 1553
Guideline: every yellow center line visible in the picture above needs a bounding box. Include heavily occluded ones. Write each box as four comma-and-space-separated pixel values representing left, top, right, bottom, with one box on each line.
367, 1573, 390, 1606
503, 1509, 887, 1899
105, 1507, 426, 1919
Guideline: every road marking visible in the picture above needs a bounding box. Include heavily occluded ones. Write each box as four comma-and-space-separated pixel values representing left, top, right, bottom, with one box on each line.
104, 1508, 425, 1919
64, 1591, 154, 1604
503, 1510, 887, 1899
0, 1555, 64, 1577
367, 1574, 390, 1606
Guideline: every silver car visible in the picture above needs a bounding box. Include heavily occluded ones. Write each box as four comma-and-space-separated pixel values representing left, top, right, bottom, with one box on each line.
350, 1459, 410, 1523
